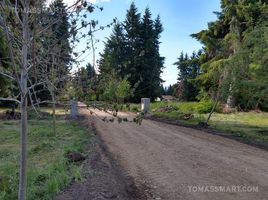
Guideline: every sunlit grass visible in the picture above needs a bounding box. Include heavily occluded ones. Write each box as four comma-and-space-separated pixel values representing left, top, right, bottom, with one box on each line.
151, 101, 197, 113
39, 106, 70, 116
0, 106, 70, 116
151, 102, 268, 144
208, 112, 268, 143
209, 112, 268, 127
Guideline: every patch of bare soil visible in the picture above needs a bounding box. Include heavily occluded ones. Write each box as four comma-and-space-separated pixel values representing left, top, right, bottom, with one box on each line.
56, 116, 144, 200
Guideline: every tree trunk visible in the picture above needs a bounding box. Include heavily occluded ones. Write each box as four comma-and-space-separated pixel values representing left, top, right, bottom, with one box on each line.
206, 92, 220, 124
52, 91, 56, 136
18, 0, 29, 199
50, 53, 56, 136
226, 93, 236, 108
226, 78, 236, 109
19, 95, 28, 200
18, 0, 29, 200
206, 99, 219, 124
226, 83, 235, 108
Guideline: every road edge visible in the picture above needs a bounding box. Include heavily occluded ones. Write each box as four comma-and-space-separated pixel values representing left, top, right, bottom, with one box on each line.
146, 115, 268, 151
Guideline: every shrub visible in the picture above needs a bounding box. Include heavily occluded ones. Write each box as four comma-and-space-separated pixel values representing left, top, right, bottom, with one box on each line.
194, 100, 216, 114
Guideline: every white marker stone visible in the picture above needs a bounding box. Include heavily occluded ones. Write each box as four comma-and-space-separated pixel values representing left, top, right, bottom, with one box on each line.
141, 98, 150, 113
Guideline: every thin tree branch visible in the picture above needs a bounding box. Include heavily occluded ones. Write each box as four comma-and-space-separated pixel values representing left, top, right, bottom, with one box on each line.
15, 0, 23, 26
0, 71, 16, 80
28, 89, 41, 117
0, 97, 21, 104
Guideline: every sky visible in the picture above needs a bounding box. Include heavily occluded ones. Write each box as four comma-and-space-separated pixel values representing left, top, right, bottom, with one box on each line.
64, 0, 221, 86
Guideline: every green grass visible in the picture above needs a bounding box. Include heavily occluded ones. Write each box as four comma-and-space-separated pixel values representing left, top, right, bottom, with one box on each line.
151, 102, 268, 144
0, 115, 90, 200
153, 111, 206, 125
39, 107, 70, 116
151, 101, 197, 113
121, 104, 141, 112
208, 112, 268, 143
151, 100, 216, 114
0, 106, 70, 116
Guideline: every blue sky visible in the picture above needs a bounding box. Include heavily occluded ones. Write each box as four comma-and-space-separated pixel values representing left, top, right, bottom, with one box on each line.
70, 0, 221, 86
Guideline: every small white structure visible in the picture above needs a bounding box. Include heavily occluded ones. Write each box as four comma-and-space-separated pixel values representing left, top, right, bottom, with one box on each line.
141, 98, 150, 113
155, 97, 161, 102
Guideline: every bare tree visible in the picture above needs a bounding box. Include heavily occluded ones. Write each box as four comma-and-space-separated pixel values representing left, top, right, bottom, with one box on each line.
0, 0, 115, 199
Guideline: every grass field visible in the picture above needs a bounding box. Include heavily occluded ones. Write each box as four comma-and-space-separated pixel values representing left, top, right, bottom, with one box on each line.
151, 102, 268, 144
0, 108, 89, 200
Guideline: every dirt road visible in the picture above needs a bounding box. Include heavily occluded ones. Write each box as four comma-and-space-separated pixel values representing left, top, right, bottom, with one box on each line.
81, 108, 268, 200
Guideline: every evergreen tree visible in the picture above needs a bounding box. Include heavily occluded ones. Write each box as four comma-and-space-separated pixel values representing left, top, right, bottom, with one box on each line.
166, 85, 173, 95
229, 17, 268, 110
123, 2, 142, 98
137, 9, 164, 101
98, 23, 126, 78
72, 63, 97, 101
35, 0, 72, 101
86, 63, 96, 79
160, 84, 166, 95
0, 30, 12, 98
174, 51, 201, 101
192, 0, 268, 110
98, 3, 164, 102
48, 0, 72, 81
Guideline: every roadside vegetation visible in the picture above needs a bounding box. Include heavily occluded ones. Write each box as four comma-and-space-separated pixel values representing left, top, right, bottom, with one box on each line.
151, 101, 268, 145
0, 108, 90, 200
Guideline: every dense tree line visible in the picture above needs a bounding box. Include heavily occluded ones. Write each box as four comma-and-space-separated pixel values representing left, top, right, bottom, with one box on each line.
0, 0, 72, 106
33, 0, 72, 102
71, 63, 97, 101
174, 0, 268, 111
160, 85, 174, 96
98, 2, 164, 102
173, 51, 201, 101
0, 30, 12, 99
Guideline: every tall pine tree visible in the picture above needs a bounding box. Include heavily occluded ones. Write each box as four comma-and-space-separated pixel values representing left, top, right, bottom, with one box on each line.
98, 23, 127, 78
98, 3, 164, 102
174, 51, 201, 101
192, 0, 268, 110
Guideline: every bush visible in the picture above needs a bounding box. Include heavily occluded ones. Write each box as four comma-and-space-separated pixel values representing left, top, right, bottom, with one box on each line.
194, 100, 216, 114
151, 100, 219, 114
178, 102, 196, 113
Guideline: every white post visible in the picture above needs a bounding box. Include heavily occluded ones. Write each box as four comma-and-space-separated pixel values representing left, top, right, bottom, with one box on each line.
71, 100, 78, 119
141, 98, 150, 113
